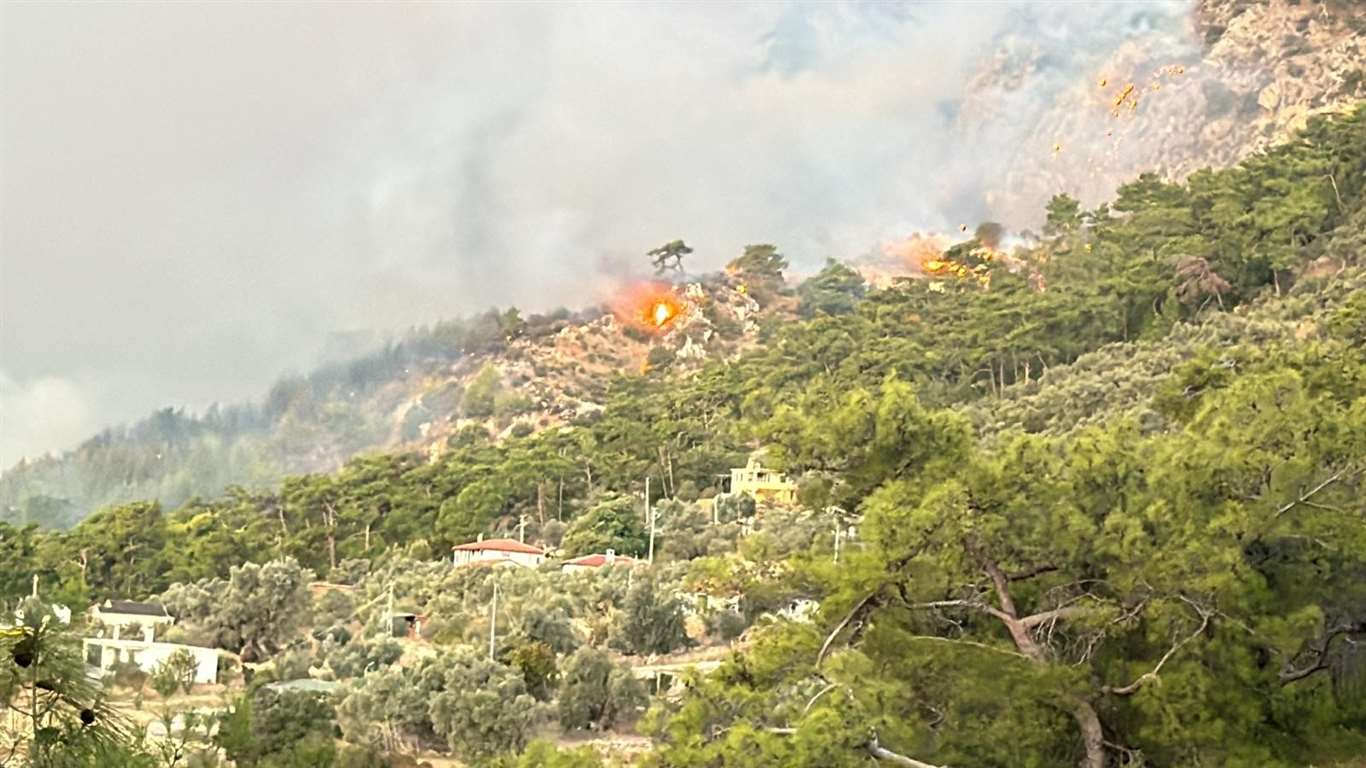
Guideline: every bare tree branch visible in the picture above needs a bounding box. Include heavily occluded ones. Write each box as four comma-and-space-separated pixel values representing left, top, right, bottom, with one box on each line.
1103, 600, 1211, 696
1280, 621, 1366, 684
1272, 469, 1355, 521
1020, 605, 1090, 629
801, 682, 838, 716
765, 728, 950, 768
867, 735, 950, 768
817, 590, 882, 669
1007, 563, 1059, 582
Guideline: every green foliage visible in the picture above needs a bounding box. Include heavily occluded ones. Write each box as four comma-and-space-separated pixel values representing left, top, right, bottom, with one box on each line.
656, 357, 1366, 766
797, 259, 865, 317
645, 346, 676, 371
161, 557, 311, 662
149, 649, 198, 697
705, 609, 747, 643
1044, 193, 1083, 237
3, 102, 1366, 768
647, 240, 692, 273
610, 576, 690, 656
320, 635, 402, 680
464, 365, 504, 419
513, 740, 605, 768
217, 688, 338, 768
557, 647, 646, 732
727, 244, 788, 283
428, 648, 541, 762
1, 601, 144, 767
560, 495, 647, 558
508, 641, 559, 701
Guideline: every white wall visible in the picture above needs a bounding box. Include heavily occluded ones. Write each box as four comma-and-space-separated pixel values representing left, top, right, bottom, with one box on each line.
84, 638, 219, 684
453, 549, 543, 568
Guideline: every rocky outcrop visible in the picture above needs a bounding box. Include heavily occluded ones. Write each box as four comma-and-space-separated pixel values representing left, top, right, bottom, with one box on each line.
962, 0, 1365, 229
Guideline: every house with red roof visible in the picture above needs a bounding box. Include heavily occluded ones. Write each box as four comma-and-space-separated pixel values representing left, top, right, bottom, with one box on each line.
452, 537, 546, 568
560, 549, 639, 574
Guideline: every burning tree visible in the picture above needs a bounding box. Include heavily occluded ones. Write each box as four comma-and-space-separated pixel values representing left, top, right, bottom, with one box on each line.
647, 240, 692, 274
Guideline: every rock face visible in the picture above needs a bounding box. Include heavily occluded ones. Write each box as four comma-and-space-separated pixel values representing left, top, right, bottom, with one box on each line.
960, 0, 1365, 229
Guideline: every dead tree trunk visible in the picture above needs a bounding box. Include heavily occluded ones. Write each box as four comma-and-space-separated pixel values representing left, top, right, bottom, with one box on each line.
322, 502, 338, 573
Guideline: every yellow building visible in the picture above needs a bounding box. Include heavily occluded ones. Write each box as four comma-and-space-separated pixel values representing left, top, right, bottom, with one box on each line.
728, 456, 797, 505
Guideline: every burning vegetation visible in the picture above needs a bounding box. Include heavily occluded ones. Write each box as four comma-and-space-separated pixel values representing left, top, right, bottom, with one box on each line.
612, 282, 686, 334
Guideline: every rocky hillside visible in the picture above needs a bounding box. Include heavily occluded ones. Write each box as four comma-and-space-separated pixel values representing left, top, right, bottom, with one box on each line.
966, 0, 1365, 227
393, 272, 793, 462
0, 269, 795, 526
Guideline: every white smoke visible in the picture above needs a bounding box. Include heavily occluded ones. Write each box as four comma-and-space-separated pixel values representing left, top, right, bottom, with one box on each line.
2, 1, 1202, 463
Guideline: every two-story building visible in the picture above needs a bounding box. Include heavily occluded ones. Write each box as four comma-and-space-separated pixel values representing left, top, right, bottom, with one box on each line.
83, 637, 223, 685
90, 599, 175, 641
727, 456, 797, 505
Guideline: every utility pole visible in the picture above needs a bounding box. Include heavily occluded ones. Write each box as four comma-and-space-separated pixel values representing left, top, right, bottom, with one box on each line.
517, 514, 528, 543
646, 476, 655, 564
386, 582, 395, 635
488, 581, 499, 660
830, 507, 844, 564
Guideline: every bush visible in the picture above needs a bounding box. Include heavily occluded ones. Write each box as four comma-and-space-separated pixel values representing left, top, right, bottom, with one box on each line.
556, 647, 646, 731
108, 660, 148, 692
508, 641, 558, 701
428, 650, 540, 762
609, 577, 690, 656
646, 346, 676, 371
150, 648, 199, 697
560, 495, 647, 558
705, 610, 747, 643
321, 636, 402, 680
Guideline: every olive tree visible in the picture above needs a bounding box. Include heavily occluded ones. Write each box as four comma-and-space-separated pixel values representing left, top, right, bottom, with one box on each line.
557, 647, 646, 731
428, 648, 541, 762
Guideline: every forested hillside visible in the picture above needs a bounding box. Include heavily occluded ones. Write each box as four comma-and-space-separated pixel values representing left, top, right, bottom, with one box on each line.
8, 0, 1366, 534
0, 266, 791, 528
3, 105, 1364, 767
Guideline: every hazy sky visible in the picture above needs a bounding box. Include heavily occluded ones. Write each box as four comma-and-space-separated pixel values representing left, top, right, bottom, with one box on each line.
0, 1, 1194, 468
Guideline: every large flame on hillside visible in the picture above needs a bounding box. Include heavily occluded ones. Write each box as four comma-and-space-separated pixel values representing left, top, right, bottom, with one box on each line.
881, 233, 952, 276
651, 299, 677, 328
611, 282, 685, 334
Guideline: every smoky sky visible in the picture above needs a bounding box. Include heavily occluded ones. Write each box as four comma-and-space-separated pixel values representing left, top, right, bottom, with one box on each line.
0, 1, 1196, 468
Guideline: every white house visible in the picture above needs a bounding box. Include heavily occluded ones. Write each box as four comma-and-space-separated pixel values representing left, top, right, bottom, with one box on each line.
90, 600, 174, 641
451, 537, 546, 568
83, 637, 221, 684
561, 549, 640, 574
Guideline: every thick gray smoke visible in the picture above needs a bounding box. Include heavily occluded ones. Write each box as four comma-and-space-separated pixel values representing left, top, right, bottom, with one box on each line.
0, 1, 1197, 466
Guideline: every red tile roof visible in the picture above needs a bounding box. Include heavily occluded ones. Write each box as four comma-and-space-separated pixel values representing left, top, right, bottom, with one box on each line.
452, 538, 545, 555
563, 553, 639, 568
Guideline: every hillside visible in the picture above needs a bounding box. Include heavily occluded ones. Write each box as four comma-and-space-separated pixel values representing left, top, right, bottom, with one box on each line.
4, 104, 1365, 768
0, 265, 795, 528
7, 0, 1363, 532
966, 0, 1366, 227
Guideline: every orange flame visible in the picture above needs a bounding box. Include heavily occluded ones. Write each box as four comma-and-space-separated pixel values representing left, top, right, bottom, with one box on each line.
652, 300, 676, 328
610, 281, 685, 334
